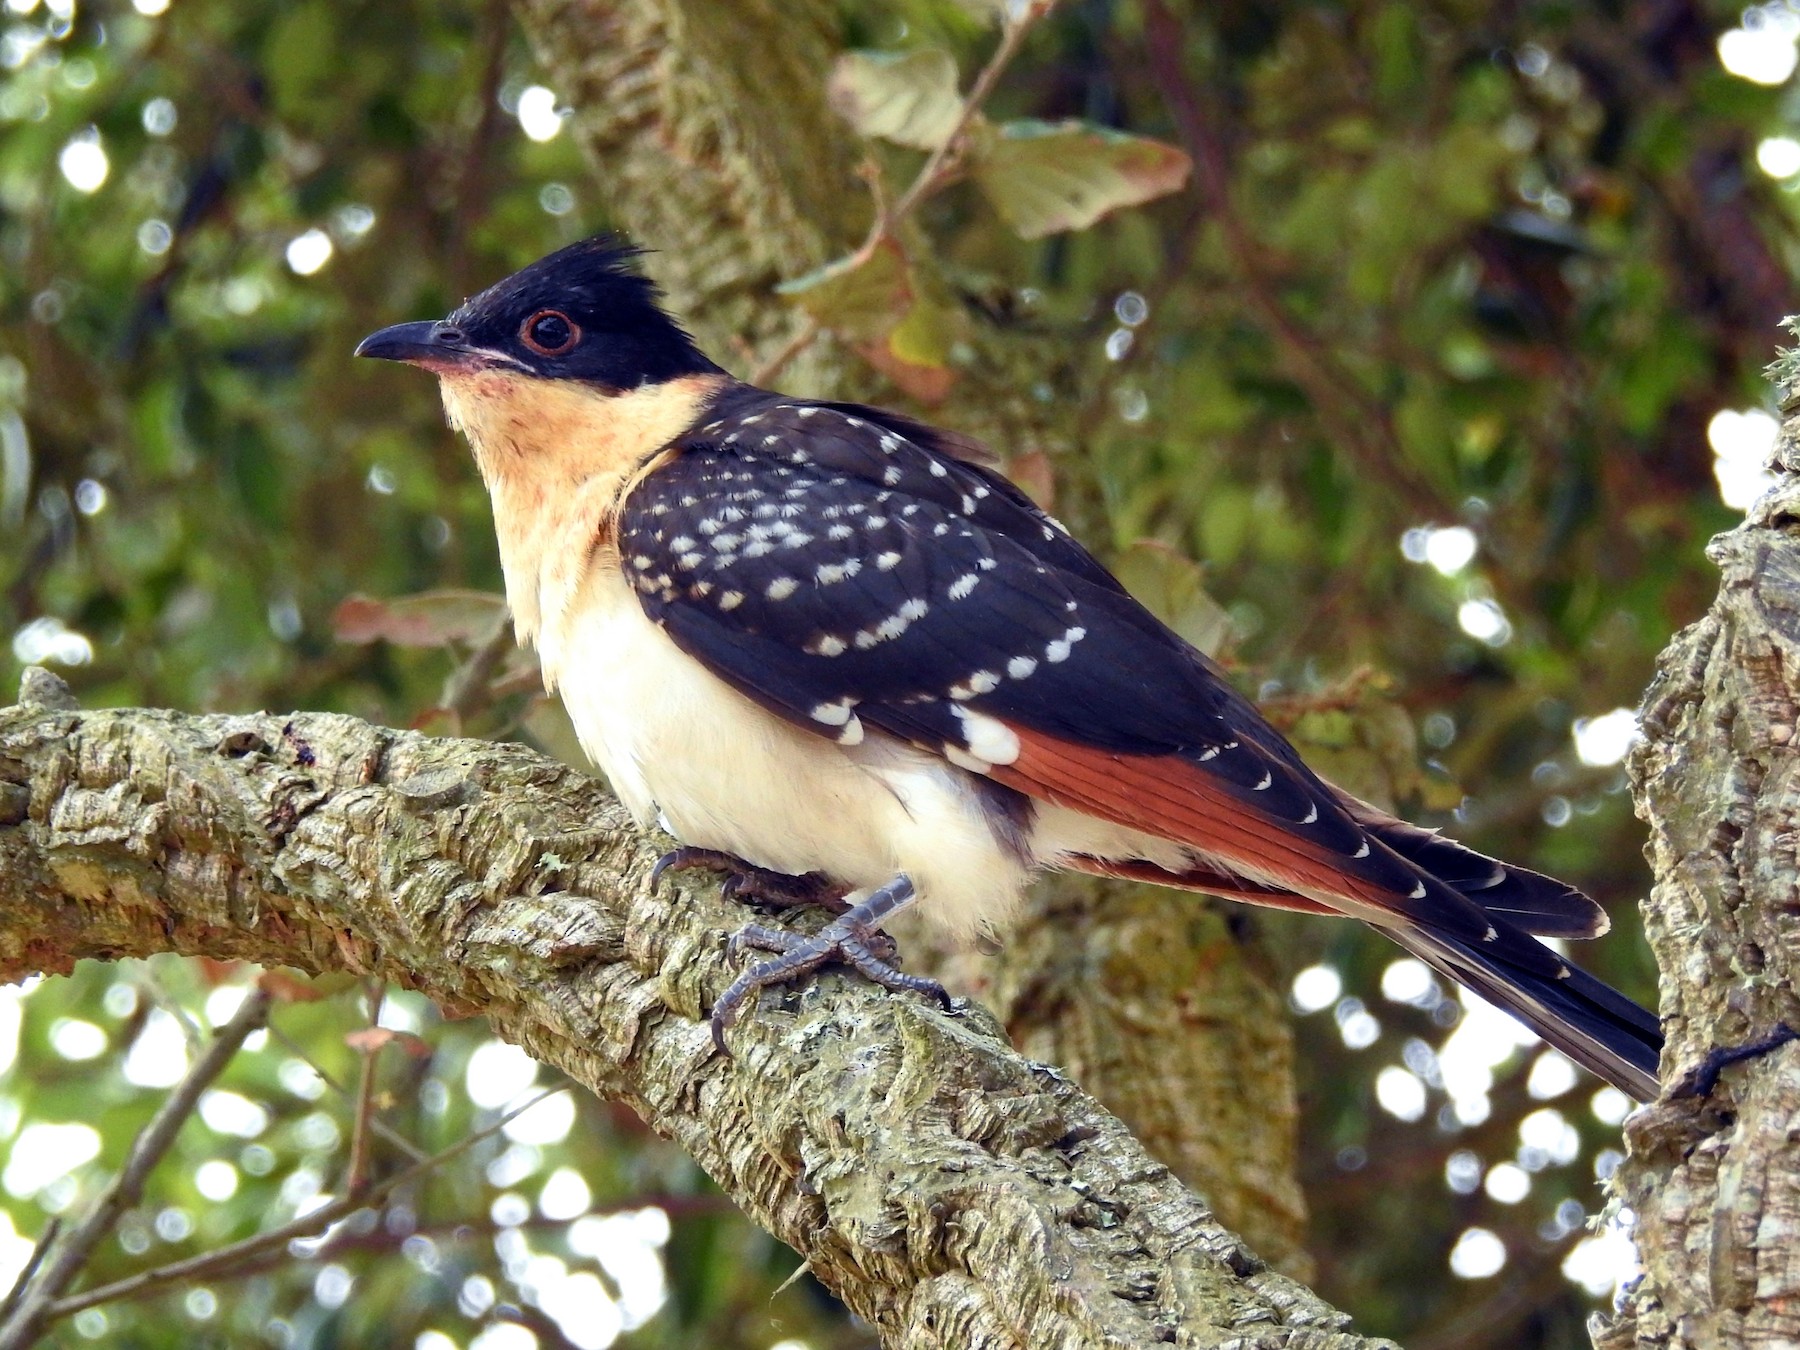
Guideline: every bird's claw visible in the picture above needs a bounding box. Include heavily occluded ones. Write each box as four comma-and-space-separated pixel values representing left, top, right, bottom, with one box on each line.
651, 847, 850, 912
710, 912, 950, 1055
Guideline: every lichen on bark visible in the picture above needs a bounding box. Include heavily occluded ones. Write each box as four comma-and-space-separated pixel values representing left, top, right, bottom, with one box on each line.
1602, 383, 1800, 1348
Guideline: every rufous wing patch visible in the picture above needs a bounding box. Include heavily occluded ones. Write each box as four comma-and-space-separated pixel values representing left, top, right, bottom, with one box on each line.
989, 725, 1402, 912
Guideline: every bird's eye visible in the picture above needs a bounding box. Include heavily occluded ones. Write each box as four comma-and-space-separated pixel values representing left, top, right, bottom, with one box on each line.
520, 309, 579, 356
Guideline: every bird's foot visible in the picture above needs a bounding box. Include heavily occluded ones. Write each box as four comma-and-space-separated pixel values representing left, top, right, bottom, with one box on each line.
709, 874, 949, 1054
650, 846, 850, 912
1672, 1021, 1799, 1098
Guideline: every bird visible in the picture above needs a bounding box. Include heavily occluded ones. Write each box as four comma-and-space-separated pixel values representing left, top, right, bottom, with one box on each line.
356, 235, 1663, 1099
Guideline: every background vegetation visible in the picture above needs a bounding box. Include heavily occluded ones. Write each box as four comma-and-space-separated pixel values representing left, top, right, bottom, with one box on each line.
1, 0, 1795, 1345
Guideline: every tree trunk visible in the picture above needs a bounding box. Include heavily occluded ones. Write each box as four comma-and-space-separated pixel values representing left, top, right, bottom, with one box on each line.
0, 687, 1381, 1348
1602, 382, 1800, 1347
514, 0, 1312, 1274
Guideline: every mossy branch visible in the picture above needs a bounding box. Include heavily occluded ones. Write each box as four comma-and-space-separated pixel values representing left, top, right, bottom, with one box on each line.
0, 693, 1387, 1349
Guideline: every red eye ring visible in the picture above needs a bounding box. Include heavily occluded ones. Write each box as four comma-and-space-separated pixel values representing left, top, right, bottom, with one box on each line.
520, 309, 580, 356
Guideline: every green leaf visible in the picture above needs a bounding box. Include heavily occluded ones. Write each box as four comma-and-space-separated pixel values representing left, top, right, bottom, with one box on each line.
332, 590, 506, 647
778, 241, 959, 401
827, 49, 963, 150
777, 239, 914, 341
970, 119, 1192, 239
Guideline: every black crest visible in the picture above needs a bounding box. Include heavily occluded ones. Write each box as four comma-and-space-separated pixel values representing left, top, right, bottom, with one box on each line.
448, 234, 721, 389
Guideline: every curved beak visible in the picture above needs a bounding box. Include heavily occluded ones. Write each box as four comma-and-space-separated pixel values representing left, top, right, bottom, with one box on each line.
355, 320, 482, 371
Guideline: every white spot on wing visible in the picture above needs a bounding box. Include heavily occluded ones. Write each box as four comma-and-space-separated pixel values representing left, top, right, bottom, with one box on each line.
766, 577, 799, 601
1353, 840, 1370, 858
719, 591, 744, 611
953, 706, 1020, 765
875, 551, 902, 570
1044, 627, 1085, 663
947, 573, 980, 601
809, 699, 854, 726
1007, 656, 1038, 680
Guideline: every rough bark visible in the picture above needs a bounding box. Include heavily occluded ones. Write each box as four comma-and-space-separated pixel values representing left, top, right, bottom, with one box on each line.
1601, 393, 1800, 1348
0, 693, 1382, 1349
513, 0, 1311, 1274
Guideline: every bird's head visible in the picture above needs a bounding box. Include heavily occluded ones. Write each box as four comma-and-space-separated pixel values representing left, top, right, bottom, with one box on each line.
355, 235, 721, 391
355, 236, 728, 481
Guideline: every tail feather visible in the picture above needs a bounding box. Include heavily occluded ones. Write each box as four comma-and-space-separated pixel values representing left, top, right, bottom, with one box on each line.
1384, 918, 1662, 1101
1334, 791, 1609, 939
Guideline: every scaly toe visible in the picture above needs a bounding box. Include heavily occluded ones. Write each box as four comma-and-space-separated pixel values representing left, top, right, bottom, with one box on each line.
650, 846, 748, 892
651, 848, 849, 913
709, 901, 949, 1055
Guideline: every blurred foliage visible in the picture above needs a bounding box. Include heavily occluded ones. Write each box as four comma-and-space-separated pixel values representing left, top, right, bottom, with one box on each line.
1, 0, 1796, 1346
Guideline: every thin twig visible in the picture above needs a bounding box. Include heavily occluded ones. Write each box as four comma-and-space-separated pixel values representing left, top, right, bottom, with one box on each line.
446, 0, 511, 291
1140, 0, 1447, 524
44, 1194, 729, 1318
42, 1087, 572, 1322
760, 1, 1055, 381
887, 9, 1045, 226
265, 1021, 430, 1164
133, 965, 207, 1057
0, 1220, 57, 1325
345, 981, 384, 1194
0, 987, 274, 1350
441, 612, 516, 724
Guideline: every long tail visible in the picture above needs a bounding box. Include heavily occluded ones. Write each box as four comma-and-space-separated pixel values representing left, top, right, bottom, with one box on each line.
1066, 819, 1664, 1100
1384, 917, 1662, 1101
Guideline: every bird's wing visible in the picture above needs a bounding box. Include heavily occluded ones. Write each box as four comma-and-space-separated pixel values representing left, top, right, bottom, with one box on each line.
616, 391, 1660, 1096
622, 394, 1570, 931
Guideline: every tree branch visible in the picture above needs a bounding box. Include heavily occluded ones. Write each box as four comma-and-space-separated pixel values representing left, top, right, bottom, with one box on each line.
0, 699, 1387, 1348
1604, 376, 1800, 1346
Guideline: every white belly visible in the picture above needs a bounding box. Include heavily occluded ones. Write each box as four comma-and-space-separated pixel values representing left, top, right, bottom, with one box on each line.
537, 566, 1035, 942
